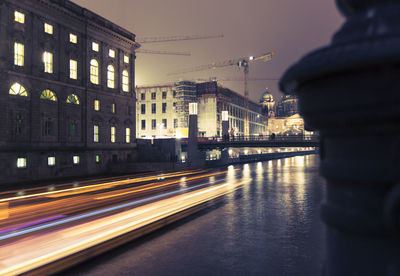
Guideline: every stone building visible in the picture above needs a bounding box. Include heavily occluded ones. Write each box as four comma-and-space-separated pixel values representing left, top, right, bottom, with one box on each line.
1, 0, 139, 184
136, 81, 267, 138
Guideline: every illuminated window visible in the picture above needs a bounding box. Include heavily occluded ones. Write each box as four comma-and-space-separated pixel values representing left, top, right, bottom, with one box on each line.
66, 94, 80, 105
40, 89, 57, 101
70, 33, 77, 44
95, 154, 101, 164
111, 103, 116, 114
43, 51, 53, 73
111, 126, 116, 143
122, 70, 129, 92
9, 83, 28, 97
109, 49, 115, 58
14, 42, 24, 66
48, 156, 56, 166
17, 158, 27, 168
73, 155, 80, 165
94, 99, 100, 111
70, 59, 77, 79
92, 42, 99, 52
107, 65, 115, 88
94, 125, 99, 142
14, 11, 25, 24
44, 23, 53, 34
124, 55, 129, 64
90, 59, 99, 84
126, 128, 131, 143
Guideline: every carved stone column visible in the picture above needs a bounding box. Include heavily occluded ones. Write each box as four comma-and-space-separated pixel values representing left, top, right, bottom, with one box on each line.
280, 0, 400, 274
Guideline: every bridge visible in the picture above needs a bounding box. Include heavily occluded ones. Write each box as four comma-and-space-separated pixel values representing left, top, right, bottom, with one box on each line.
180, 135, 320, 150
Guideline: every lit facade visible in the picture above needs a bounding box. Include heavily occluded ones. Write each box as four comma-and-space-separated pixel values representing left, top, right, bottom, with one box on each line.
136, 81, 267, 138
1, 0, 139, 184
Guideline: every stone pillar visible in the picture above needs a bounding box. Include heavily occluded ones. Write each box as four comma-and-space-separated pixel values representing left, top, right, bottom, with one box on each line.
281, 1, 400, 274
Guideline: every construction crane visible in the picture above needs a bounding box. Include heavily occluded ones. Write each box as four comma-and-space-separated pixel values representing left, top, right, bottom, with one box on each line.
137, 33, 223, 44
168, 51, 275, 136
135, 34, 223, 56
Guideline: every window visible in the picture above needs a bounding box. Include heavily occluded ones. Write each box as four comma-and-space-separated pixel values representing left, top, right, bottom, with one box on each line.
109, 49, 115, 58
141, 120, 146, 130
70, 33, 77, 44
9, 83, 27, 96
73, 155, 80, 165
141, 93, 145, 100
151, 92, 156, 100
15, 115, 23, 135
44, 120, 53, 136
125, 128, 131, 143
126, 105, 132, 115
66, 94, 80, 104
124, 55, 129, 64
107, 65, 115, 88
94, 99, 100, 111
111, 103, 116, 114
90, 59, 99, 84
173, 90, 176, 97
14, 42, 24, 66
152, 103, 156, 114
122, 70, 129, 92
111, 126, 116, 143
17, 157, 27, 168
70, 122, 77, 137
152, 119, 156, 130
95, 154, 101, 164
92, 42, 99, 52
162, 119, 167, 128
162, 103, 167, 113
43, 51, 53, 73
174, 119, 178, 128
162, 91, 167, 99
40, 89, 57, 101
14, 11, 25, 24
44, 23, 53, 34
70, 59, 77, 79
141, 104, 146, 114
94, 125, 99, 142
48, 156, 56, 166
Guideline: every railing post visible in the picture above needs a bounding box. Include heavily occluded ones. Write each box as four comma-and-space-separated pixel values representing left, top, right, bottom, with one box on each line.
281, 0, 400, 274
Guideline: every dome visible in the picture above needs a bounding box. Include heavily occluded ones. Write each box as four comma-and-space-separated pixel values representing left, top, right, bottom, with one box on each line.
260, 89, 274, 103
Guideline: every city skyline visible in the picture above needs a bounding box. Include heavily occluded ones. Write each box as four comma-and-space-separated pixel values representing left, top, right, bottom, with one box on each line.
72, 0, 344, 102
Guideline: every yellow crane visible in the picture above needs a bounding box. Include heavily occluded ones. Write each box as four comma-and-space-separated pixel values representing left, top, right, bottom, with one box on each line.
168, 51, 275, 135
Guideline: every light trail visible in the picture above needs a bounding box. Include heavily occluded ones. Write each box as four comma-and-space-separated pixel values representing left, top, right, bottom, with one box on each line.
0, 172, 239, 241
0, 172, 248, 275
0, 170, 205, 203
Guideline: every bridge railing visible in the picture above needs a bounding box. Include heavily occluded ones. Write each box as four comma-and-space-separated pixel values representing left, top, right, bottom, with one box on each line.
194, 134, 319, 143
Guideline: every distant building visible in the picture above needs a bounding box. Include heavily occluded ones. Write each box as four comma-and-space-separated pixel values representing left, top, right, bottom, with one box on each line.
136, 81, 267, 138
267, 114, 304, 136
1, 0, 138, 184
276, 94, 299, 117
259, 88, 276, 118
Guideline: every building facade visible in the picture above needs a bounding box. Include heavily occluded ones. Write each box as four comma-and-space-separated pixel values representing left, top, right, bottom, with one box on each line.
1, 0, 139, 184
136, 81, 267, 138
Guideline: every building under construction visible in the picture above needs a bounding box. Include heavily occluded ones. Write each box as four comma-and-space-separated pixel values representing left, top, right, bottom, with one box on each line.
136, 81, 267, 138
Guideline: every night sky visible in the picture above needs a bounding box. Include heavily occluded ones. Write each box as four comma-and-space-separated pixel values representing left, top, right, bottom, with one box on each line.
71, 0, 343, 102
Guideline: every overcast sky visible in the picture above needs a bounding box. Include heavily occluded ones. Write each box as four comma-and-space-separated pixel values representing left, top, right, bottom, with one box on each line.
72, 0, 343, 102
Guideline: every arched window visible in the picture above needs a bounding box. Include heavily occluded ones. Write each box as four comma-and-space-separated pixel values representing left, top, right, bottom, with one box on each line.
40, 89, 57, 101
107, 65, 115, 88
66, 94, 80, 105
9, 83, 28, 96
122, 70, 129, 92
90, 59, 99, 84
